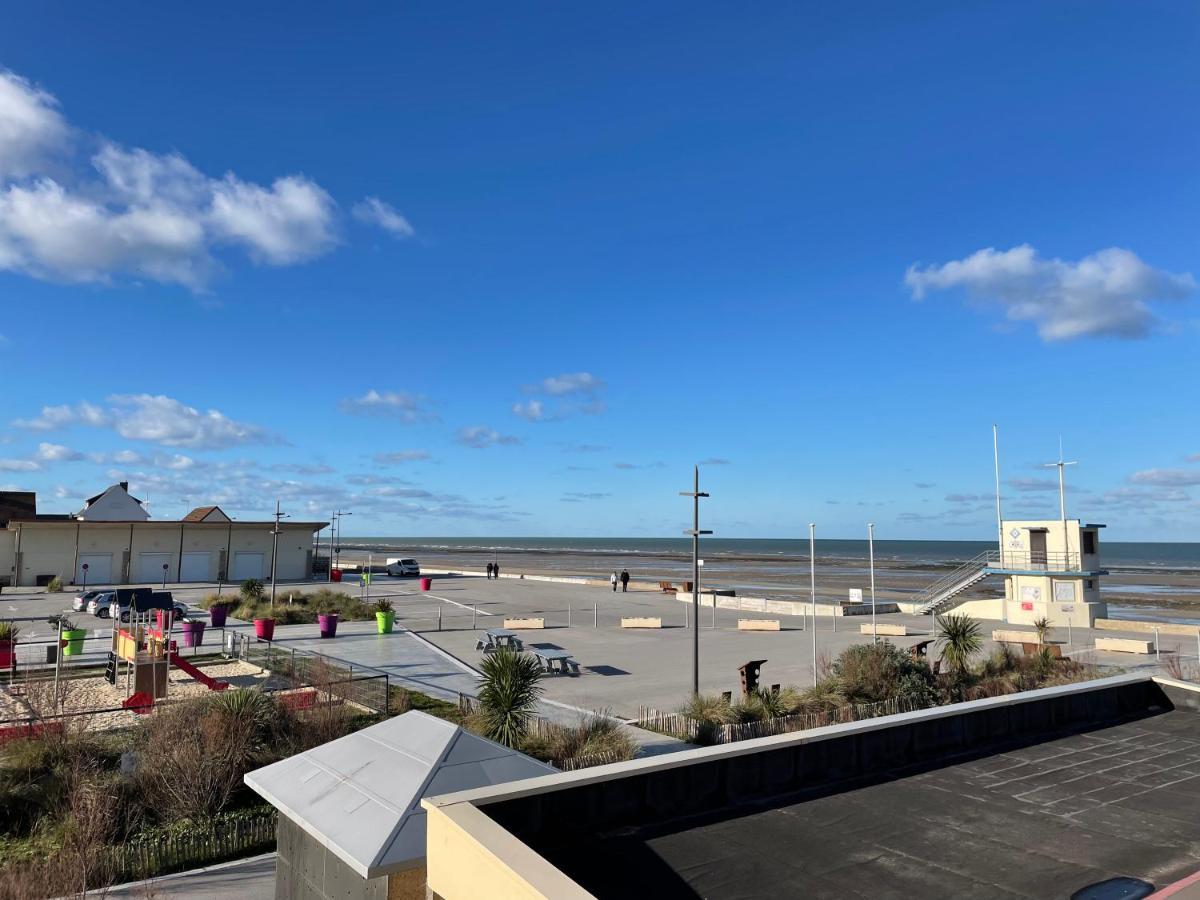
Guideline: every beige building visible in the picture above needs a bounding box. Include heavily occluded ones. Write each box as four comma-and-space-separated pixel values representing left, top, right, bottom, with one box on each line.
929, 517, 1108, 627
0, 483, 325, 587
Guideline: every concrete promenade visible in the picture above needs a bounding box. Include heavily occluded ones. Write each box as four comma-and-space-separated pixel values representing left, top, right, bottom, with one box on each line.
7, 573, 1198, 719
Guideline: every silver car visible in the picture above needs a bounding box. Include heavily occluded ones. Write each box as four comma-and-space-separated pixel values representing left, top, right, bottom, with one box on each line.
72, 590, 102, 612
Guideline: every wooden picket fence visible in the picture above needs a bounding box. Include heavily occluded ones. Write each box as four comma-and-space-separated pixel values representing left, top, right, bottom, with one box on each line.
637, 695, 927, 745
108, 812, 276, 883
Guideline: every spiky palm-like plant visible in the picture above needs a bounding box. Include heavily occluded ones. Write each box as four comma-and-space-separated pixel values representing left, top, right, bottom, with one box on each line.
936, 613, 982, 675
477, 649, 544, 748
1032, 617, 1051, 647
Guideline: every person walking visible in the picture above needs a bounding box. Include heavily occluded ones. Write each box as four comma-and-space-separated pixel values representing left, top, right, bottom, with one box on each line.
610, 571, 618, 592
486, 562, 494, 580
620, 569, 630, 592
493, 562, 500, 580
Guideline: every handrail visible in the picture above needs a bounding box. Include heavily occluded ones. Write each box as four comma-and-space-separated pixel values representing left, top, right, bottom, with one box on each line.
917, 551, 997, 606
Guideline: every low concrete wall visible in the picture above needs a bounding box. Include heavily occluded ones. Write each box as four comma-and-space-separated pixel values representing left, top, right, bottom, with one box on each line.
504, 617, 545, 630
738, 619, 780, 632
621, 617, 661, 629
993, 629, 1038, 644
1096, 619, 1200, 637
676, 592, 897, 618
1096, 636, 1155, 654
473, 675, 1168, 861
861, 623, 907, 636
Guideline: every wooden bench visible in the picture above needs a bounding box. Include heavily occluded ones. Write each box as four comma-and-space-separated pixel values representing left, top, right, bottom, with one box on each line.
738, 619, 780, 632
503, 617, 545, 630
1096, 637, 1155, 655
621, 617, 662, 629
993, 629, 1039, 644
861, 623, 907, 636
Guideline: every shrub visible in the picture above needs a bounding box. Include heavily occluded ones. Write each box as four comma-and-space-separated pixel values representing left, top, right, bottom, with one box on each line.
520, 714, 637, 768
936, 613, 982, 675
476, 649, 544, 748
46, 576, 63, 593
239, 579, 265, 602
373, 597, 394, 613
832, 642, 936, 707
0, 620, 20, 641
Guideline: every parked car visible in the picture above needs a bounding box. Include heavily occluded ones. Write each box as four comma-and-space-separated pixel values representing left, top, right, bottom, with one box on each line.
89, 593, 189, 622
72, 589, 103, 612
85, 591, 117, 616
386, 558, 420, 577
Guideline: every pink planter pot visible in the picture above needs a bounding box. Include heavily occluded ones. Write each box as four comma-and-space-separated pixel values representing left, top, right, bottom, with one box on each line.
254, 618, 275, 641
318, 613, 339, 639
0, 640, 14, 670
181, 620, 205, 648
420, 577, 432, 592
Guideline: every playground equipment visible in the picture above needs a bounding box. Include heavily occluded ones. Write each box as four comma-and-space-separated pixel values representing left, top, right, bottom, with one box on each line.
107, 596, 230, 705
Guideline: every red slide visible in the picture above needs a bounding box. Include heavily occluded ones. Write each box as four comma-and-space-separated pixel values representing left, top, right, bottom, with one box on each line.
169, 653, 230, 691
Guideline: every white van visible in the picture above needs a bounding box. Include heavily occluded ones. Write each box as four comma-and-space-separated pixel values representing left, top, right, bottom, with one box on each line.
386, 558, 420, 577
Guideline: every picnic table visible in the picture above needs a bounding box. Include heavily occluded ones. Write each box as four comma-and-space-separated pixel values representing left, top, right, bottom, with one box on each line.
531, 647, 580, 675
476, 628, 524, 653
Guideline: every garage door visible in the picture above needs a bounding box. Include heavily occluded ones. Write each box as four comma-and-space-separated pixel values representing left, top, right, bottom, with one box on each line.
76, 554, 112, 585
138, 552, 172, 584
180, 551, 211, 583
232, 552, 264, 581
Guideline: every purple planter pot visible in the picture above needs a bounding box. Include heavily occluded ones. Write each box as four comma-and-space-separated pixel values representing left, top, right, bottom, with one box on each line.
181, 620, 206, 648
318, 613, 339, 639
209, 605, 229, 628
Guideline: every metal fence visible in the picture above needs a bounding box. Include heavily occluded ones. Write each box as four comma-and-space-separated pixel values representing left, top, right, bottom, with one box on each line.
222, 633, 389, 714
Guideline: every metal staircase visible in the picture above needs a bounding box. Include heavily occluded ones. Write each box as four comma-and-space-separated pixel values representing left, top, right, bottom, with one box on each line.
915, 550, 999, 615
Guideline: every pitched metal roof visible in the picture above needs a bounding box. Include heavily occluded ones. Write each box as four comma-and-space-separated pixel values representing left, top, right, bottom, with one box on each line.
243, 710, 555, 878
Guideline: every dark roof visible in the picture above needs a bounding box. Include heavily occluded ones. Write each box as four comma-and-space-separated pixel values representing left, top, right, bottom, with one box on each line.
516, 709, 1200, 899
83, 481, 143, 507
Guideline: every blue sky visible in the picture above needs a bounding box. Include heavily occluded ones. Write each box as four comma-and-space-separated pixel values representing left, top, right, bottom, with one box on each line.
0, 2, 1197, 541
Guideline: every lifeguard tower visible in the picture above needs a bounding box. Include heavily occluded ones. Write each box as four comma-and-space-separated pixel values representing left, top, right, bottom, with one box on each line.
916, 443, 1108, 627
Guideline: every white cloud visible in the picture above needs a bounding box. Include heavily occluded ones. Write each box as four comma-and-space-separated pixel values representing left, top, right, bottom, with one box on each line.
905, 245, 1195, 341
373, 450, 431, 464
0, 69, 351, 289
0, 70, 68, 179
209, 174, 336, 264
457, 426, 520, 449
1009, 477, 1060, 492
14, 395, 273, 450
35, 442, 83, 462
512, 400, 549, 422
1129, 468, 1200, 488
352, 197, 414, 239
0, 458, 38, 471
339, 390, 437, 423
535, 372, 605, 396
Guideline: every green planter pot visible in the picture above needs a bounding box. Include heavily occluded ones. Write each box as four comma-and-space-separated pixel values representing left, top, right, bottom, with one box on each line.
376, 610, 395, 634
61, 629, 87, 656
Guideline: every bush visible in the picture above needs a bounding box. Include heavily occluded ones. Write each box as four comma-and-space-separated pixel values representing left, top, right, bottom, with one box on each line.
239, 579, 265, 602
0, 620, 20, 641
832, 642, 936, 707
518, 714, 636, 768
46, 576, 63, 593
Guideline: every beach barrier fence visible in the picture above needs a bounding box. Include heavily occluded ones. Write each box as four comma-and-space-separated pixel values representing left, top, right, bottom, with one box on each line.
107, 811, 277, 884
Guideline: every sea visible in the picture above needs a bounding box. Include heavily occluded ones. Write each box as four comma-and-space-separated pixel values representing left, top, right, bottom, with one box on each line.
343, 537, 1200, 574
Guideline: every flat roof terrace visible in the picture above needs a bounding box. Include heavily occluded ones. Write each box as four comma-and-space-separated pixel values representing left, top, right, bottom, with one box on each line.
425, 676, 1200, 900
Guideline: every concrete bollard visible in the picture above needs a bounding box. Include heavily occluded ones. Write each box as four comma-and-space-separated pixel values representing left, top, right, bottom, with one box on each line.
594, 604, 598, 627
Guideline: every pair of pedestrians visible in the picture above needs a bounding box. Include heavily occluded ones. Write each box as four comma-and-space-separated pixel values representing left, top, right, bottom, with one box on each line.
486, 561, 501, 580
609, 569, 630, 592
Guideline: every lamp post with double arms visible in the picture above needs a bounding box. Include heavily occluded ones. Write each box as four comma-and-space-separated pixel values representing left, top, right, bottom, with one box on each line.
680, 465, 712, 697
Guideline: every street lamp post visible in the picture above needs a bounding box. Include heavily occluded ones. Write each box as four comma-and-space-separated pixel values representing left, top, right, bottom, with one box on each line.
680, 465, 711, 697
868, 523, 877, 644
270, 500, 289, 606
810, 524, 817, 687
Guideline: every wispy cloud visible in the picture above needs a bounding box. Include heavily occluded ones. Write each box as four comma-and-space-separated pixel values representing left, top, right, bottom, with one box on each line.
1009, 477, 1059, 492
352, 197, 415, 239
338, 390, 437, 424
905, 245, 1195, 341
699, 457, 731, 465
913, 482, 936, 489
35, 442, 83, 462
614, 461, 666, 470
562, 443, 610, 454
1129, 468, 1200, 487
560, 491, 611, 503
372, 450, 431, 465
13, 395, 275, 449
515, 372, 606, 421
457, 426, 520, 449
